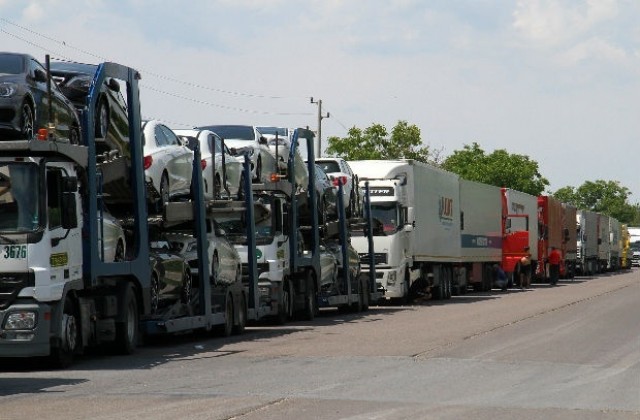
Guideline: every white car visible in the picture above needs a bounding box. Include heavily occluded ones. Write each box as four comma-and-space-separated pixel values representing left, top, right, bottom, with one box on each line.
197, 124, 277, 182
316, 158, 361, 217
174, 129, 245, 200
164, 222, 242, 286
101, 210, 126, 262
142, 120, 194, 211
256, 126, 309, 188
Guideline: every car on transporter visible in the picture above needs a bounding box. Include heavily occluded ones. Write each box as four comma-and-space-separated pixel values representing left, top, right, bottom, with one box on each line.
197, 124, 277, 183
0, 52, 81, 142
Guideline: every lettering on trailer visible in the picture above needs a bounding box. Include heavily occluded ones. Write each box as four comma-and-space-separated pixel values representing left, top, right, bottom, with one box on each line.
511, 202, 525, 214
369, 187, 395, 196
439, 196, 454, 223
461, 234, 502, 249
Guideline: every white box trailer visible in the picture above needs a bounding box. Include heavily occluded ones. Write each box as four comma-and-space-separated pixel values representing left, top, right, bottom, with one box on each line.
576, 209, 599, 275
609, 217, 621, 270
348, 160, 461, 302
598, 214, 611, 272
459, 180, 502, 291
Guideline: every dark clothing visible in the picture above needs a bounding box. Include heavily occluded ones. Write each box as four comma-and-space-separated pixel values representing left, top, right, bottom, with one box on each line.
549, 248, 561, 285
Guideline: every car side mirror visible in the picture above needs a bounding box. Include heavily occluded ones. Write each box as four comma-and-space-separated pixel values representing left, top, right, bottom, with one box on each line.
34, 69, 48, 83
259, 136, 268, 145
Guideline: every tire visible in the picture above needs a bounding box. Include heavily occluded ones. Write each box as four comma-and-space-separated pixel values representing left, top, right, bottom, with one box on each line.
232, 294, 246, 335
211, 252, 219, 284
254, 157, 262, 182
350, 274, 363, 312
181, 268, 192, 304
217, 294, 233, 337
114, 284, 139, 355
157, 173, 170, 214
276, 278, 293, 325
445, 269, 452, 299
114, 240, 125, 262
20, 103, 34, 140
361, 277, 370, 311
302, 271, 318, 321
69, 127, 80, 145
318, 195, 328, 225
95, 98, 109, 138
49, 296, 80, 368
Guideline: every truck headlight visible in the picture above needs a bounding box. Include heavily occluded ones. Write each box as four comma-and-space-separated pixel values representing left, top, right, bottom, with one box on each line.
387, 271, 397, 286
4, 311, 37, 330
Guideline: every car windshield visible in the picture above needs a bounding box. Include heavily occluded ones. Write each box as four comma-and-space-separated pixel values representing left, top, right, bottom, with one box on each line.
201, 125, 255, 141
0, 54, 24, 75
317, 161, 341, 173
257, 127, 287, 137
0, 163, 40, 232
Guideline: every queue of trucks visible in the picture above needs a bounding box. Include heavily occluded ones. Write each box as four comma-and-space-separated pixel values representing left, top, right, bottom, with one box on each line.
0, 59, 635, 367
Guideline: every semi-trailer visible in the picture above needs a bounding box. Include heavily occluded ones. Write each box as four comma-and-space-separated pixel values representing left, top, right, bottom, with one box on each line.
0, 62, 257, 366
576, 209, 599, 275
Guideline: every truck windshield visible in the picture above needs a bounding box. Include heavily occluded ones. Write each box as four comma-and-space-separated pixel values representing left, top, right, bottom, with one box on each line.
370, 202, 399, 235
218, 216, 273, 246
0, 163, 39, 232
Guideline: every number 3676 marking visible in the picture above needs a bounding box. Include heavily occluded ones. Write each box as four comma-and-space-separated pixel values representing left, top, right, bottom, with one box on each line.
3, 245, 27, 259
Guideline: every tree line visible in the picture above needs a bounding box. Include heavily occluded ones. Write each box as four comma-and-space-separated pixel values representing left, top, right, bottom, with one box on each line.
326, 120, 640, 225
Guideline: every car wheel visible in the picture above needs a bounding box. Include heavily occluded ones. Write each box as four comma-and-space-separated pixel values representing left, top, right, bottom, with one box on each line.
214, 174, 222, 199
158, 173, 170, 213
114, 240, 125, 262
95, 98, 109, 138
20, 103, 34, 140
211, 252, 220, 283
49, 296, 79, 368
181, 268, 192, 304
69, 127, 81, 145
318, 195, 328, 225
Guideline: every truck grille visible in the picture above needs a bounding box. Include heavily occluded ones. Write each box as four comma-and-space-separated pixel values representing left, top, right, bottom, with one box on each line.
0, 272, 35, 309
358, 252, 387, 265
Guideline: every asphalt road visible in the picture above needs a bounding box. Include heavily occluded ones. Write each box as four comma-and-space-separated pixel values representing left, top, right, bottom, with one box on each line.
1, 269, 638, 420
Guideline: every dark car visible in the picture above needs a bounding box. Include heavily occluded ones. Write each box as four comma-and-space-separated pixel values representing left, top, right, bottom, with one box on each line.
313, 164, 338, 224
50, 60, 129, 157
0, 52, 81, 142
148, 239, 193, 314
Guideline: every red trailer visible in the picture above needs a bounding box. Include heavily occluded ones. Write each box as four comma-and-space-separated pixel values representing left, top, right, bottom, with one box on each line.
536, 195, 568, 281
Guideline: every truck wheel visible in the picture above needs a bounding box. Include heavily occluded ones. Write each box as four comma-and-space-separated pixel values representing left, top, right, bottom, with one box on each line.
49, 296, 80, 368
302, 271, 318, 321
445, 268, 452, 299
232, 294, 246, 335
276, 278, 293, 325
114, 284, 139, 355
350, 274, 363, 312
361, 277, 370, 311
217, 294, 233, 337
181, 268, 192, 304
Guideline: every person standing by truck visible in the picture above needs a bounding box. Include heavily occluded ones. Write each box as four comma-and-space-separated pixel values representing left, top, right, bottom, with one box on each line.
549, 246, 562, 286
519, 247, 532, 289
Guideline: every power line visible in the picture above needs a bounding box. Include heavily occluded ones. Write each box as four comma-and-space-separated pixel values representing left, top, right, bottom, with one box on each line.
142, 84, 314, 116
0, 17, 308, 101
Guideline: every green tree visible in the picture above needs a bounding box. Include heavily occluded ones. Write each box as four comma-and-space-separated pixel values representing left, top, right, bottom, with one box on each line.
325, 120, 433, 163
441, 142, 549, 196
552, 180, 640, 225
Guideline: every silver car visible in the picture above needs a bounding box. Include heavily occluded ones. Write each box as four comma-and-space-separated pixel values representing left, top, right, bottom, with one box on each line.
198, 124, 277, 183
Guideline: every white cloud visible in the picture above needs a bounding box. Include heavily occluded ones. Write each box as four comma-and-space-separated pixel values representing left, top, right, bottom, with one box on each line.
22, 2, 45, 21
513, 0, 618, 48
558, 37, 627, 65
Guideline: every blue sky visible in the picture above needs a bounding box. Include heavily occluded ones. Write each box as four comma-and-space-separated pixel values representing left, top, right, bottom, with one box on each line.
1, 0, 639, 203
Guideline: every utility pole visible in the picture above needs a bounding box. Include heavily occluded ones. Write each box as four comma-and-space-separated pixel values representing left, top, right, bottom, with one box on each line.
310, 97, 329, 158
